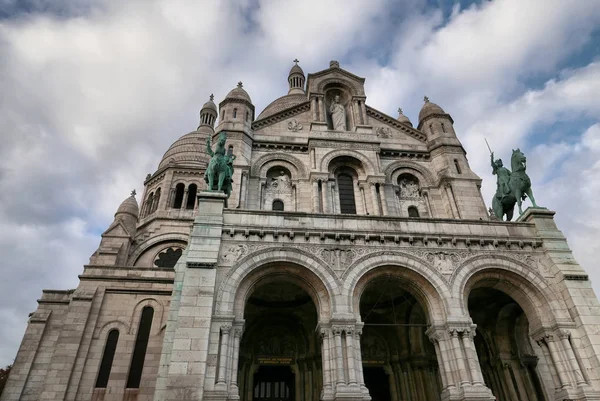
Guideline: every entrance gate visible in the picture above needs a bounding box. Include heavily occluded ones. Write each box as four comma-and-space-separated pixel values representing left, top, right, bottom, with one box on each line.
253, 366, 294, 400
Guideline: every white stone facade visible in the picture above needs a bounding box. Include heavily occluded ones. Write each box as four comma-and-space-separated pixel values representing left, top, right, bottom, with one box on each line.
3, 61, 600, 401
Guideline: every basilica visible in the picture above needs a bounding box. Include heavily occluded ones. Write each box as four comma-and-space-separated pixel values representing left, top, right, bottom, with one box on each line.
3, 60, 600, 401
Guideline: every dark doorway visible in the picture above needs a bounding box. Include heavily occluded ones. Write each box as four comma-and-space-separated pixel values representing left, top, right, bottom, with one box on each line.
253, 366, 294, 400
363, 367, 390, 401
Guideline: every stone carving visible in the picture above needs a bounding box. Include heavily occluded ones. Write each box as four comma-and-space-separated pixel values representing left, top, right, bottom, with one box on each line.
312, 131, 374, 141
490, 148, 539, 220
221, 244, 248, 263
329, 94, 346, 131
375, 127, 392, 138
205, 131, 235, 198
311, 140, 379, 151
399, 176, 420, 198
319, 248, 355, 270
287, 119, 303, 132
426, 251, 457, 274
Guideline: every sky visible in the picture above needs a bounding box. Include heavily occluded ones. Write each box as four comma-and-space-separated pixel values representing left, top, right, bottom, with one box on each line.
0, 0, 600, 366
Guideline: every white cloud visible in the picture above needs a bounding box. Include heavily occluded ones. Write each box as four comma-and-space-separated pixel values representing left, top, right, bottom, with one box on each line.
1, 0, 600, 367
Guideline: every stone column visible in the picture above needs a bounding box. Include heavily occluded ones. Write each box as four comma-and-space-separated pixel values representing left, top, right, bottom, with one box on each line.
293, 184, 298, 211
312, 180, 320, 213
353, 100, 361, 126
311, 97, 318, 121
360, 101, 368, 125
380, 183, 389, 216
323, 180, 331, 214
370, 183, 380, 216
449, 329, 470, 386
541, 334, 571, 388
345, 327, 357, 385
320, 328, 334, 399
181, 188, 189, 210
318, 96, 325, 122
559, 330, 586, 385
423, 190, 433, 217
462, 328, 484, 385
333, 326, 345, 385
259, 180, 265, 210
359, 184, 367, 215
354, 329, 367, 392
311, 148, 316, 169
229, 327, 243, 397
168, 188, 176, 209
216, 324, 232, 389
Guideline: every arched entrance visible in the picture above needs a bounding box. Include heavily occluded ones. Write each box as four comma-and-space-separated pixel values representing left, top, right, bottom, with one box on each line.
468, 288, 547, 401
359, 277, 442, 401
238, 279, 322, 401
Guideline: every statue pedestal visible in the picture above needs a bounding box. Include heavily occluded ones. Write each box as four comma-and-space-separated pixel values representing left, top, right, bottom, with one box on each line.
154, 190, 227, 401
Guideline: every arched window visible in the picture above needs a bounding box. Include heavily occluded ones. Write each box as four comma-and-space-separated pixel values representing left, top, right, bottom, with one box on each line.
145, 192, 154, 217
272, 200, 284, 211
173, 183, 185, 208
95, 329, 119, 388
186, 184, 197, 209
152, 188, 161, 213
126, 306, 154, 389
408, 206, 420, 217
154, 247, 183, 268
338, 174, 357, 214
454, 159, 462, 174
233, 108, 238, 119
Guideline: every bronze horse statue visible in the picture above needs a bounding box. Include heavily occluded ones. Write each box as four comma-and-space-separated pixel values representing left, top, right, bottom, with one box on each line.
205, 131, 235, 198
491, 148, 538, 221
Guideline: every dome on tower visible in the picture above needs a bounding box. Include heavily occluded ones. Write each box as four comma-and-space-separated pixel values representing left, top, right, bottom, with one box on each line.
225, 82, 252, 103
418, 96, 445, 123
397, 107, 412, 126
289, 62, 304, 77
115, 191, 139, 218
201, 94, 217, 112
158, 132, 210, 170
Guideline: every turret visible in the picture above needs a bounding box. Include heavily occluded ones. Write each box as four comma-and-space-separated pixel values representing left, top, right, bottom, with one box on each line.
417, 96, 458, 146
198, 94, 218, 134
397, 107, 412, 127
288, 59, 305, 95
89, 190, 139, 266
218, 82, 255, 126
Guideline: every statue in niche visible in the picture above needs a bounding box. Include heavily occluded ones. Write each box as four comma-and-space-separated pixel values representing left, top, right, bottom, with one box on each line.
268, 170, 292, 194
329, 94, 346, 131
399, 177, 420, 198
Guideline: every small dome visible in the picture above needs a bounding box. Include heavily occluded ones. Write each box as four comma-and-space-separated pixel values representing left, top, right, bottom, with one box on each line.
289, 59, 304, 76
225, 81, 252, 103
256, 94, 308, 120
201, 94, 217, 112
418, 96, 445, 122
397, 108, 412, 126
116, 192, 139, 218
158, 131, 210, 170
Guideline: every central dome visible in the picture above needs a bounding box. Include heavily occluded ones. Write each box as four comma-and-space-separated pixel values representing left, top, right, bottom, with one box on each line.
225, 82, 252, 103
256, 94, 308, 120
158, 131, 210, 170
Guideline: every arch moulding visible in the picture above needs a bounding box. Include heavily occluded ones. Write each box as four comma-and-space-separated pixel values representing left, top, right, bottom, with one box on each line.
454, 255, 568, 331
384, 160, 436, 187
344, 251, 450, 325
251, 153, 307, 179
320, 149, 377, 176
215, 248, 340, 320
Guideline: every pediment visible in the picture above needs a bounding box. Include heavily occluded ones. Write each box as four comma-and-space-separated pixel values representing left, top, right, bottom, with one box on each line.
366, 106, 427, 143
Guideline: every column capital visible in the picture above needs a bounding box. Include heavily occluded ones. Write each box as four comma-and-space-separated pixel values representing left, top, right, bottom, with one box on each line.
220, 324, 232, 334
331, 325, 344, 335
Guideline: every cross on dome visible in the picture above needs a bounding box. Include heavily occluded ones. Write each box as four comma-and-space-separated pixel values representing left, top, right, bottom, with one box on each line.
398, 107, 403, 115
424, 96, 430, 103
209, 94, 214, 101
293, 58, 299, 64
131, 189, 136, 196
237, 81, 243, 88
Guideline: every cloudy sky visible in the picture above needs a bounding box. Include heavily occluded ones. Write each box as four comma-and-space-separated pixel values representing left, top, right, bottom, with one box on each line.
1, 0, 600, 365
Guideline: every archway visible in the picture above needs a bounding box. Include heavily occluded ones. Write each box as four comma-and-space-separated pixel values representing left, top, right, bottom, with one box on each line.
239, 278, 321, 401
468, 288, 548, 401
359, 277, 442, 401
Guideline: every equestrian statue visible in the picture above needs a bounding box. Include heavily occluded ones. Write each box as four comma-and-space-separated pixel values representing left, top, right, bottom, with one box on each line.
205, 131, 235, 199
488, 143, 538, 221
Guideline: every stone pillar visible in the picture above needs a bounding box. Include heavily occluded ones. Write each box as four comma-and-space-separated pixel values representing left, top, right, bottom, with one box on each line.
380, 183, 389, 216
370, 183, 380, 216
559, 330, 586, 386
181, 188, 189, 210
345, 327, 357, 385
353, 100, 362, 126
544, 334, 571, 388
462, 328, 484, 385
216, 324, 231, 390
320, 328, 335, 400
360, 101, 368, 125
423, 190, 433, 217
153, 191, 227, 401
311, 97, 318, 121
318, 96, 325, 122
312, 180, 320, 213
228, 327, 243, 398
311, 148, 316, 169
323, 180, 331, 214
354, 329, 367, 393
333, 326, 345, 385
359, 184, 367, 215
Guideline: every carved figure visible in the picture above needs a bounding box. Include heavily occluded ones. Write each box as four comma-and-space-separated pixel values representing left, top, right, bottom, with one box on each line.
330, 94, 346, 131
490, 148, 538, 220
399, 178, 420, 198
205, 132, 234, 198
287, 119, 303, 132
